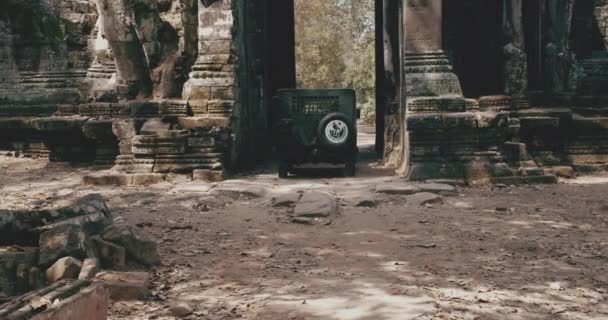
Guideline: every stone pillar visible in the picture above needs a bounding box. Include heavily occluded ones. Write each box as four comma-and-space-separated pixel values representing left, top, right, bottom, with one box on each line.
545, 0, 577, 94
182, 0, 235, 118
502, 0, 527, 95
0, 16, 18, 101
404, 0, 462, 97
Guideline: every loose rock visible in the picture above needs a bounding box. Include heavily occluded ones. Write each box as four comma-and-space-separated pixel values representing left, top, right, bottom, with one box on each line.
78, 258, 100, 280
38, 224, 94, 267
169, 301, 194, 317
102, 226, 161, 267
46, 257, 82, 283
294, 191, 338, 219
271, 192, 302, 207
92, 237, 126, 270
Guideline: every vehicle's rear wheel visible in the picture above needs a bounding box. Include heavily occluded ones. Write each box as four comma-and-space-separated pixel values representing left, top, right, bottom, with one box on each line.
343, 159, 356, 177
278, 160, 289, 178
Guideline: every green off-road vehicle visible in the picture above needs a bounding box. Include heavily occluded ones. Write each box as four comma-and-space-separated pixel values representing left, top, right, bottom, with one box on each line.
273, 89, 358, 178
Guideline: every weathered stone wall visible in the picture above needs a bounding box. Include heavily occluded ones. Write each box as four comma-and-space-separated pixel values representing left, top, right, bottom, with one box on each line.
0, 0, 231, 180
0, 0, 96, 104
2, 0, 608, 182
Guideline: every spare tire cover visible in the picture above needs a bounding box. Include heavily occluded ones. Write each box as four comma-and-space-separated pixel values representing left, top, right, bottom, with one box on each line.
317, 113, 354, 149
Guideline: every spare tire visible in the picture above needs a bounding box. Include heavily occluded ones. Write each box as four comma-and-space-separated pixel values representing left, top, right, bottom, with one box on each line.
317, 113, 354, 149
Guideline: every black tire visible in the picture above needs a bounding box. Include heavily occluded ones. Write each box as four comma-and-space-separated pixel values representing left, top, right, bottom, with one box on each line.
343, 156, 357, 177
317, 113, 354, 150
278, 160, 289, 178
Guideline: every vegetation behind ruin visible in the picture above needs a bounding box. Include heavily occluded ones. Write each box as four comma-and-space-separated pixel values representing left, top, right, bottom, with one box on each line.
294, 0, 376, 124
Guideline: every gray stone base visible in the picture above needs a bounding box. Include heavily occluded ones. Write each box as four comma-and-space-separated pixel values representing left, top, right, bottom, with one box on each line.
406, 72, 463, 97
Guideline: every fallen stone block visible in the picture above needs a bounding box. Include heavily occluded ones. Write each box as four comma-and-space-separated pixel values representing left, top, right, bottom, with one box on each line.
0, 247, 38, 296
78, 258, 100, 280
46, 257, 82, 283
28, 267, 46, 291
31, 283, 107, 320
102, 226, 161, 267
270, 192, 302, 207
294, 191, 337, 220
92, 237, 126, 270
93, 271, 150, 301
35, 211, 112, 238
0, 280, 107, 320
38, 224, 95, 267
0, 194, 111, 246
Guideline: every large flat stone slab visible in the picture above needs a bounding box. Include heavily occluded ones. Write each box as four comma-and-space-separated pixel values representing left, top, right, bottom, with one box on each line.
339, 190, 378, 207
414, 183, 456, 194
213, 184, 269, 199
375, 183, 420, 195
93, 271, 150, 301
294, 191, 338, 221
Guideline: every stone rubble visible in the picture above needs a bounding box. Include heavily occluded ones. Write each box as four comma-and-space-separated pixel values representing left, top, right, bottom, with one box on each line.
45, 257, 83, 283
0, 194, 160, 304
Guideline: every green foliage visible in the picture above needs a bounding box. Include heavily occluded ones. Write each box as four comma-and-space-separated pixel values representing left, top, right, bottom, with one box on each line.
294, 0, 376, 124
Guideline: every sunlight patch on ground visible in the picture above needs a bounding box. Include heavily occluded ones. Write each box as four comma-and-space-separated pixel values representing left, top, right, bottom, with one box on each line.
269, 281, 436, 320
563, 176, 608, 185
342, 230, 415, 240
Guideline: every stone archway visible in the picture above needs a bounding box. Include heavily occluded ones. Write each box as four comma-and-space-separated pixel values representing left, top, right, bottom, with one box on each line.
246, 0, 406, 171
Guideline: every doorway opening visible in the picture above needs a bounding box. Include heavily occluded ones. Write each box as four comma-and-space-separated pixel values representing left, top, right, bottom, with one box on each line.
443, 0, 503, 98
256, 0, 393, 176
523, 0, 546, 92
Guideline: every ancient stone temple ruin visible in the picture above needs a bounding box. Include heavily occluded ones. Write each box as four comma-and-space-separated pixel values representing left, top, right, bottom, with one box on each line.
1, 0, 608, 183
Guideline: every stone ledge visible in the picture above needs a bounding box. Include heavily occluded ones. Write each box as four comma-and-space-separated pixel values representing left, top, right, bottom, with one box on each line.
0, 280, 107, 320
177, 116, 231, 128
407, 112, 509, 131
83, 172, 168, 186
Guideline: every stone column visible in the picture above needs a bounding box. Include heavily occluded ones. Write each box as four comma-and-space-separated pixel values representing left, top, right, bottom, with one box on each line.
404, 0, 462, 97
545, 0, 577, 94
502, 0, 527, 95
0, 16, 18, 101
182, 0, 235, 118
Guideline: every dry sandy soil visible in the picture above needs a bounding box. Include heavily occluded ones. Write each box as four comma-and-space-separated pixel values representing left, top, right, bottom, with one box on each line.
1, 154, 607, 320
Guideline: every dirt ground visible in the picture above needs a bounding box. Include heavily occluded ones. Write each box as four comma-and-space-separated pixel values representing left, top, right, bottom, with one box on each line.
1, 153, 607, 320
